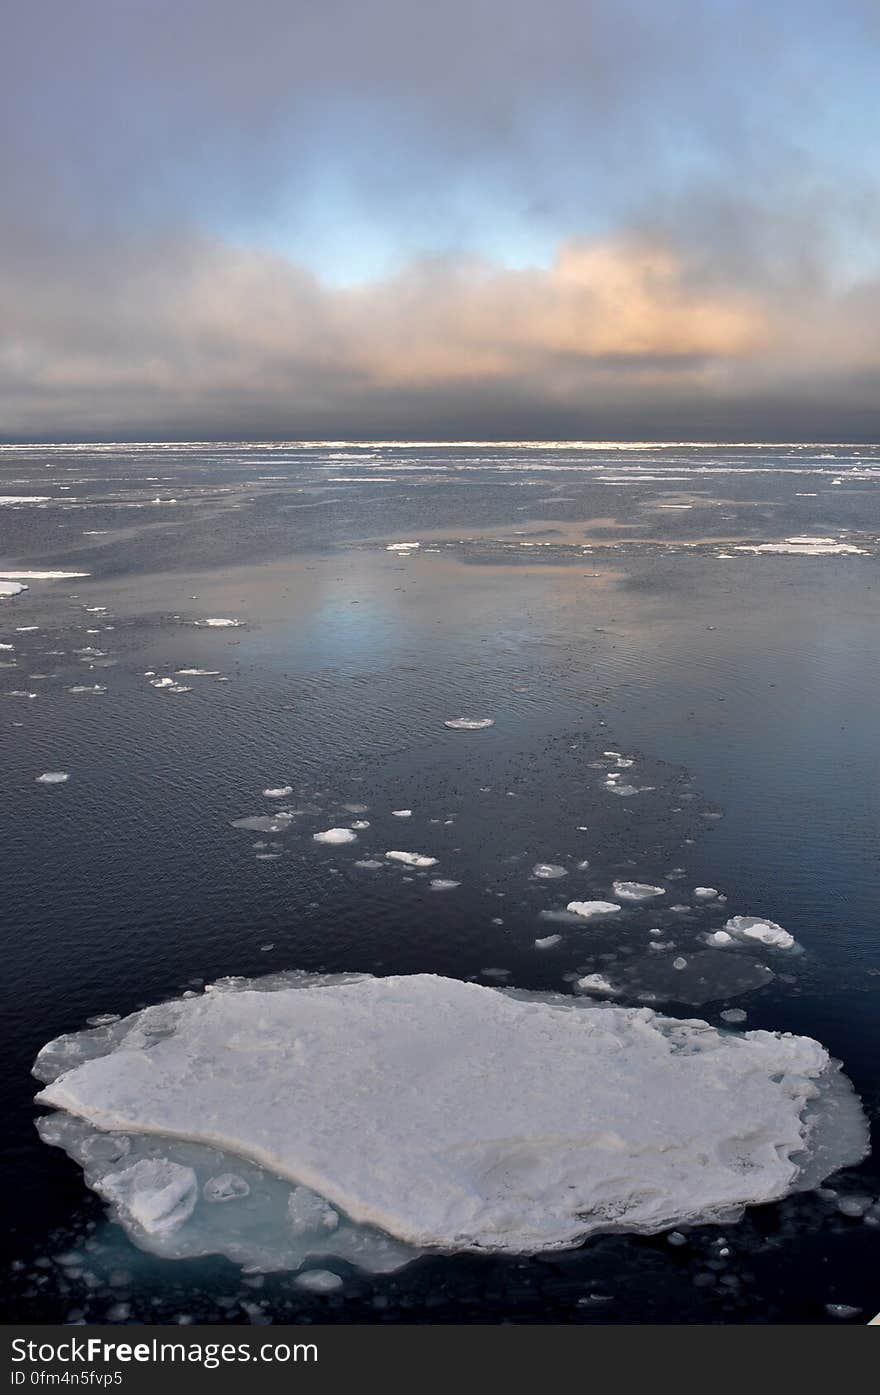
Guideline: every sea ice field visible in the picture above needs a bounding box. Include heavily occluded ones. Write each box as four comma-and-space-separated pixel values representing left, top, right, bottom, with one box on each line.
2, 440, 880, 1325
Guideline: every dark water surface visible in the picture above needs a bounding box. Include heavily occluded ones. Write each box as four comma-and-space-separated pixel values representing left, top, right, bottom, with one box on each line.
1, 442, 878, 1324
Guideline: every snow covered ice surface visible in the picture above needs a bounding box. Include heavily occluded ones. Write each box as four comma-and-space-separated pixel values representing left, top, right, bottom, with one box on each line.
33, 973, 868, 1265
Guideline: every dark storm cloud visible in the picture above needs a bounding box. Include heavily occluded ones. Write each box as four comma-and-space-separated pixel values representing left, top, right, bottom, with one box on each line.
1, 1, 879, 439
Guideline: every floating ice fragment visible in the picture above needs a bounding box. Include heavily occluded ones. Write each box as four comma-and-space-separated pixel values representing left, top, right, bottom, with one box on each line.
195, 618, 243, 628
313, 828, 357, 845
672, 957, 688, 970
706, 931, 734, 947
443, 717, 495, 730
534, 935, 563, 950
204, 1174, 250, 1203
177, 669, 220, 677
231, 813, 296, 834
385, 542, 420, 552
566, 901, 621, 918
577, 974, 619, 996
720, 1009, 748, 1024
287, 1186, 339, 1235
350, 819, 370, 829
0, 581, 25, 597
391, 809, 412, 818
263, 786, 293, 799
532, 863, 568, 880
386, 851, 438, 868
694, 887, 719, 899
724, 916, 796, 950
98, 1160, 197, 1236
36, 771, 69, 784
68, 684, 106, 694
613, 881, 666, 901
32, 974, 870, 1254
429, 879, 460, 891
294, 1269, 344, 1293
354, 859, 383, 870
0, 570, 89, 579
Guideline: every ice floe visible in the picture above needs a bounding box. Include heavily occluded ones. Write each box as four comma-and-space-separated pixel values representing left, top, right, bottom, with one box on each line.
263, 786, 293, 799
429, 879, 460, 891
532, 863, 568, 879
36, 771, 70, 784
0, 580, 26, 597
194, 618, 243, 628
386, 850, 438, 868
534, 934, 563, 950
734, 537, 867, 556
313, 828, 358, 845
694, 887, 719, 899
723, 915, 796, 950
443, 717, 495, 730
566, 900, 621, 918
385, 542, 420, 552
612, 881, 666, 901
391, 809, 412, 818
33, 973, 868, 1256
0, 570, 90, 579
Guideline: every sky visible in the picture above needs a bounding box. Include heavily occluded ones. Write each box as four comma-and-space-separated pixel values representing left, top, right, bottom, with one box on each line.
2, 0, 879, 441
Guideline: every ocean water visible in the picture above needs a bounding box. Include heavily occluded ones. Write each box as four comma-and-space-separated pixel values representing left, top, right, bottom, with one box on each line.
1, 440, 878, 1325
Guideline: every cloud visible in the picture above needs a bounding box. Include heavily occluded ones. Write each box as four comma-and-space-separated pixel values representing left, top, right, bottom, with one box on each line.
1, 1, 879, 436
0, 228, 781, 436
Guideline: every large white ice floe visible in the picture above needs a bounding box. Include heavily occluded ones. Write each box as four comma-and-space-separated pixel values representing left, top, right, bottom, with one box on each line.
33, 974, 867, 1261
723, 915, 796, 950
0, 580, 26, 598
443, 717, 495, 730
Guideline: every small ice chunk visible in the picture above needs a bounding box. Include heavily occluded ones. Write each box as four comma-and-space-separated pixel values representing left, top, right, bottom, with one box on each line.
195, 618, 242, 627
613, 881, 666, 902
706, 931, 734, 947
694, 887, 719, 899
354, 859, 383, 869
672, 957, 688, 970
36, 771, 69, 784
835, 1195, 873, 1219
98, 1160, 197, 1236
350, 819, 370, 829
204, 1174, 250, 1203
429, 879, 460, 891
386, 850, 438, 868
263, 786, 293, 798
287, 1186, 340, 1235
534, 934, 563, 950
294, 1268, 344, 1293
391, 809, 412, 818
313, 828, 357, 845
566, 900, 621, 918
385, 542, 420, 552
825, 1303, 862, 1320
724, 915, 796, 950
577, 974, 619, 996
532, 863, 568, 879
720, 1008, 748, 1024
443, 717, 495, 730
